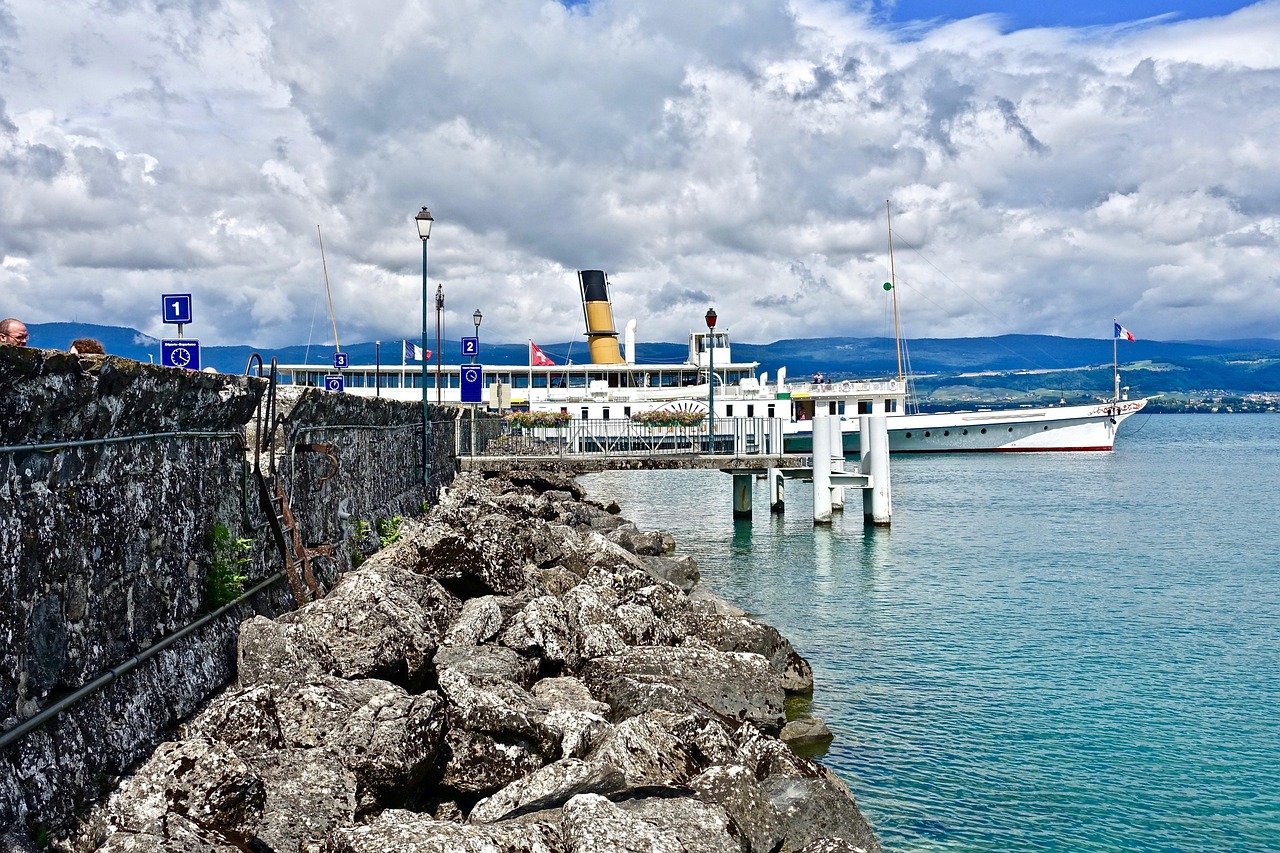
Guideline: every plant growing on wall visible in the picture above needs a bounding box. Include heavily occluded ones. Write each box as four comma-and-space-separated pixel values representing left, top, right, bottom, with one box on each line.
206, 523, 252, 608
376, 516, 403, 548
352, 516, 404, 567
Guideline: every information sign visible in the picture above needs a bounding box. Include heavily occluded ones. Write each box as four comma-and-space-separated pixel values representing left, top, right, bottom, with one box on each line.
324, 374, 345, 392
161, 339, 201, 370
461, 365, 484, 403
333, 352, 349, 369
461, 336, 479, 359
161, 294, 193, 325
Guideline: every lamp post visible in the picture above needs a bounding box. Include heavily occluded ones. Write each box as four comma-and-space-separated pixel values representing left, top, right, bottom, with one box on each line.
435, 284, 444, 405
469, 308, 484, 455
415, 205, 434, 492
374, 340, 381, 398
705, 308, 717, 453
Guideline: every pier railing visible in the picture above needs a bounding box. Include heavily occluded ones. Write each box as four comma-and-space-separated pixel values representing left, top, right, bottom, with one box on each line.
460, 417, 785, 459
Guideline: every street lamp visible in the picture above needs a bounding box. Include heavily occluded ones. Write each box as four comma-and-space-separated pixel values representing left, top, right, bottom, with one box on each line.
705, 308, 717, 452
470, 308, 483, 455
435, 284, 444, 405
415, 206, 434, 492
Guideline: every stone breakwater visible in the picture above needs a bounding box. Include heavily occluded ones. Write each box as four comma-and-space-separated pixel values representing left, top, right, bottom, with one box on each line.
56, 469, 881, 853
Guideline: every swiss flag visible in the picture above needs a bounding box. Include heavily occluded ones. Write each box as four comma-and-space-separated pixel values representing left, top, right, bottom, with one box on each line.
530, 342, 555, 366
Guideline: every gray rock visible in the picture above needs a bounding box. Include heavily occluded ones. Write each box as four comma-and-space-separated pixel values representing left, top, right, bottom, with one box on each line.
500, 596, 579, 670
579, 647, 786, 734
82, 738, 264, 846
780, 717, 833, 747
435, 644, 540, 689
689, 764, 784, 853
530, 677, 611, 715
468, 757, 626, 823
605, 526, 676, 557
92, 814, 238, 852
561, 793, 688, 853
436, 729, 551, 798
282, 563, 459, 688
614, 796, 738, 853
544, 708, 612, 759
762, 768, 882, 853
639, 555, 699, 592
442, 596, 507, 647
796, 838, 876, 853
235, 615, 339, 689
321, 809, 561, 853
251, 748, 357, 852
677, 611, 815, 694
183, 677, 445, 810
585, 711, 735, 789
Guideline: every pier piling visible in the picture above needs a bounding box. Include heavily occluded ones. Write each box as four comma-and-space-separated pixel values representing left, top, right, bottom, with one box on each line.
812, 415, 833, 524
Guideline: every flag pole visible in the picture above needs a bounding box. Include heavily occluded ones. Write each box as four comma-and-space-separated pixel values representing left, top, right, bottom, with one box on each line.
1112, 319, 1119, 412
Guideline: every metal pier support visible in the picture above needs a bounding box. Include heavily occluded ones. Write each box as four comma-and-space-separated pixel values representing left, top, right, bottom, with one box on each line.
733, 473, 753, 519
769, 468, 785, 513
859, 413, 892, 526
812, 415, 833, 524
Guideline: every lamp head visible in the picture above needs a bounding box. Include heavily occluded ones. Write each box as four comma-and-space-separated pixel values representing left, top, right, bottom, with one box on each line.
415, 206, 434, 240
473, 308, 483, 331
705, 308, 717, 330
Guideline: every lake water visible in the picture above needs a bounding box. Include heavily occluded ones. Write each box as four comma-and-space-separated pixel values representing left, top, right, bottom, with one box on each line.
581, 414, 1280, 853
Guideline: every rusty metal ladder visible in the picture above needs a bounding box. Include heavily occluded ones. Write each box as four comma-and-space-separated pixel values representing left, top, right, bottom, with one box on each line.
246, 355, 327, 606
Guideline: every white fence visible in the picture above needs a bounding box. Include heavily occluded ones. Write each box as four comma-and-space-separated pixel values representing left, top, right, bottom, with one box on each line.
471, 417, 785, 458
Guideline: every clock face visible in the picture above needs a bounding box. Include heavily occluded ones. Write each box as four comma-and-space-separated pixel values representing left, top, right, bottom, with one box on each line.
171, 347, 191, 367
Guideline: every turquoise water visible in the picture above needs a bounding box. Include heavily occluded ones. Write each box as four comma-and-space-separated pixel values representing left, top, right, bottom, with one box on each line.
581, 414, 1280, 853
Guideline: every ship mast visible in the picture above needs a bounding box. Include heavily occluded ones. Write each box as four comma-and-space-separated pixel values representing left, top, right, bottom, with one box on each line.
886, 200, 904, 384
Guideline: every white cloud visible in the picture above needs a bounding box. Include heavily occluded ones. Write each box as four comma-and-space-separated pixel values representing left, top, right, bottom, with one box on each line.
1, 0, 1278, 349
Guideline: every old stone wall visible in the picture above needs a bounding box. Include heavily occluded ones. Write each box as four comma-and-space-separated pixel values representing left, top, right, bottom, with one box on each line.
0, 345, 457, 837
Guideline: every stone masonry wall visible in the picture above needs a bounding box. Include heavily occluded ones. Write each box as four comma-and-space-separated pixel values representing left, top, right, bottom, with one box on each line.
0, 345, 455, 838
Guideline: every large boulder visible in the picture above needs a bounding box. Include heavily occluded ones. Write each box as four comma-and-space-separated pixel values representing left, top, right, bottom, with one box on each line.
689, 763, 784, 853
321, 809, 561, 853
560, 793, 688, 853
279, 563, 460, 689
579, 647, 786, 733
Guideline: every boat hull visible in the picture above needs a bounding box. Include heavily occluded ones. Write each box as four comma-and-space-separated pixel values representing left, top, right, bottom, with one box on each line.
783, 399, 1148, 454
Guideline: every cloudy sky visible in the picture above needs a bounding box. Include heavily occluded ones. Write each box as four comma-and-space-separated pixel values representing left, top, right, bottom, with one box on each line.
2, 0, 1278, 350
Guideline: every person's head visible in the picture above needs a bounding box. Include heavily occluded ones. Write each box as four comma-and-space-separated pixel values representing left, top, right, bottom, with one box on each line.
0, 318, 28, 346
70, 337, 105, 355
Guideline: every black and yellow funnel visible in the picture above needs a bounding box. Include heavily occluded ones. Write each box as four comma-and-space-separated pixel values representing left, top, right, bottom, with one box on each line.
578, 269, 624, 364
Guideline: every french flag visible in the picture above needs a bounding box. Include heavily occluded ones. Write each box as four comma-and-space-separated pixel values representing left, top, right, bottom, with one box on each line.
404, 340, 431, 361
1114, 322, 1135, 342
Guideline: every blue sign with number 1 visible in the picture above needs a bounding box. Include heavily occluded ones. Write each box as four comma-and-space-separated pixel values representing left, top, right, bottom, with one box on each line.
162, 294, 193, 325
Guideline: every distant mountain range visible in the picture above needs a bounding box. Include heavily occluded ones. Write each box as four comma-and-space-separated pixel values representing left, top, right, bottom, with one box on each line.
26, 322, 1280, 404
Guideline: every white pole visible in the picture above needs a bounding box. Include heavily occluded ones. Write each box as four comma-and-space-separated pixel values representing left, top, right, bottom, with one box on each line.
859, 414, 873, 520
830, 414, 845, 511
866, 414, 892, 526
812, 415, 833, 524
769, 467, 785, 513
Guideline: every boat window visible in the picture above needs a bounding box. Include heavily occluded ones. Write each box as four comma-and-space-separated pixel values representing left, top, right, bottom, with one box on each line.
568, 375, 586, 388
767, 404, 774, 418
829, 402, 837, 415
924, 431, 931, 437
512, 375, 529, 388
624, 406, 631, 416
603, 407, 610, 420
747, 405, 754, 417
726, 405, 734, 417
886, 399, 898, 413
837, 401, 845, 414
858, 401, 872, 414
581, 407, 589, 419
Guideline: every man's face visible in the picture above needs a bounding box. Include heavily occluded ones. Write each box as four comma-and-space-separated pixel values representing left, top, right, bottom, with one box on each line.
0, 322, 28, 346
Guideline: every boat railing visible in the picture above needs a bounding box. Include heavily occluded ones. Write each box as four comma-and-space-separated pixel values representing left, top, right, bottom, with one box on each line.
471, 417, 785, 459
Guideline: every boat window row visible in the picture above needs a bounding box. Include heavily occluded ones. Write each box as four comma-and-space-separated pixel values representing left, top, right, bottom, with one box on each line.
284, 367, 755, 390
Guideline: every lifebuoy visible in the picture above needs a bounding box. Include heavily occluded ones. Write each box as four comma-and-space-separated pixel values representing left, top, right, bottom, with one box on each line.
840, 380, 853, 392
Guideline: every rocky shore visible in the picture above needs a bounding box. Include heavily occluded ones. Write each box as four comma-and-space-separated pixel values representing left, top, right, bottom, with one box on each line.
56, 469, 881, 853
